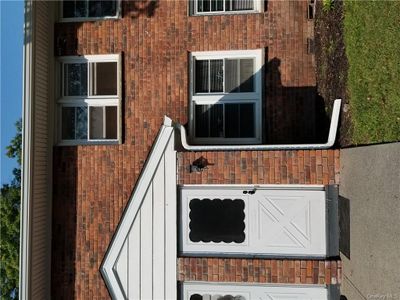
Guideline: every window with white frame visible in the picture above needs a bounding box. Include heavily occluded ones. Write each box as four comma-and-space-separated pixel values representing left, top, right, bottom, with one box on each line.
190, 49, 263, 144
191, 0, 262, 15
57, 54, 121, 145
61, 0, 120, 21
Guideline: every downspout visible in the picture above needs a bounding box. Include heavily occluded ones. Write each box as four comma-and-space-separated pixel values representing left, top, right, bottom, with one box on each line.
174, 99, 341, 151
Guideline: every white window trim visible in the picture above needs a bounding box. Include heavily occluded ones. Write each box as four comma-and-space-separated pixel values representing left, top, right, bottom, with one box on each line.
189, 49, 264, 145
59, 0, 122, 23
56, 54, 122, 146
192, 0, 264, 16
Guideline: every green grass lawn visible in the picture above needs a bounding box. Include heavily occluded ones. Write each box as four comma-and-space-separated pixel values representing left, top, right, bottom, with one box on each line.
344, 1, 400, 144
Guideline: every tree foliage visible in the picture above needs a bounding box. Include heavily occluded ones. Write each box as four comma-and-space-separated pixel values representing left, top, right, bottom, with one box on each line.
6, 119, 22, 187
1, 119, 22, 299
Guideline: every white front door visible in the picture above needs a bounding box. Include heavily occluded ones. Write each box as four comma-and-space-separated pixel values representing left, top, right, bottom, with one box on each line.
180, 185, 327, 257
182, 282, 330, 300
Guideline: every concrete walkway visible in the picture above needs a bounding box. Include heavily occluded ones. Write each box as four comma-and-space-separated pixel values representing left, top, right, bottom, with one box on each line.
339, 143, 400, 300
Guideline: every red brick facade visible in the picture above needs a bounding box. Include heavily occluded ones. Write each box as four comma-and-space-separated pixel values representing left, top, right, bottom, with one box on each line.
178, 258, 341, 285
178, 150, 340, 185
52, 1, 337, 299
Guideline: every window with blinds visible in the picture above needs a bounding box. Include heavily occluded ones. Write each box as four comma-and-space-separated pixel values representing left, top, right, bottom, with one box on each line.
192, 0, 261, 14
194, 58, 254, 93
190, 50, 263, 144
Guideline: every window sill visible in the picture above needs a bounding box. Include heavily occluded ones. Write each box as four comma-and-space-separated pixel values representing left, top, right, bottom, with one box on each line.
58, 15, 121, 23
190, 138, 262, 145
56, 140, 121, 146
190, 10, 263, 17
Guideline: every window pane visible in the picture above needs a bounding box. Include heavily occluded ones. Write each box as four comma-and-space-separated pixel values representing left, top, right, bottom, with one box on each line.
225, 103, 255, 138
75, 0, 88, 17
91, 62, 118, 96
239, 59, 254, 92
225, 0, 231, 11
197, 0, 210, 12
209, 60, 223, 92
64, 63, 87, 96
195, 105, 209, 137
217, 0, 224, 10
209, 104, 223, 137
211, 0, 223, 11
239, 103, 255, 137
228, 0, 254, 11
225, 59, 254, 93
89, 0, 117, 17
105, 106, 118, 139
89, 107, 104, 139
225, 59, 239, 92
63, 0, 75, 18
76, 106, 88, 140
195, 104, 223, 138
189, 198, 246, 243
225, 103, 240, 138
195, 60, 209, 93
62, 107, 75, 140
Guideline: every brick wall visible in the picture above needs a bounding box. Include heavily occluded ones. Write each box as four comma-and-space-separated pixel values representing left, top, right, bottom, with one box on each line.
178, 150, 340, 185
52, 1, 329, 299
177, 150, 340, 289
178, 258, 342, 285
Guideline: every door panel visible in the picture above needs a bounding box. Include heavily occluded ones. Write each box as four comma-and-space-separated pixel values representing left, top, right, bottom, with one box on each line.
250, 190, 326, 256
180, 186, 327, 257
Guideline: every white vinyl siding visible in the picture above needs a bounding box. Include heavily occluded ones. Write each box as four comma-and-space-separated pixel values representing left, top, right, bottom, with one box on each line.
101, 122, 176, 300
31, 2, 53, 299
20, 1, 55, 299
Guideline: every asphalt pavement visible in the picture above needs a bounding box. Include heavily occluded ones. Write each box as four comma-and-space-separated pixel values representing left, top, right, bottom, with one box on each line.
339, 142, 400, 300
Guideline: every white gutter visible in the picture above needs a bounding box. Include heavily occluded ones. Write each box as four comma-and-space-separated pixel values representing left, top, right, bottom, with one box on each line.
19, 1, 34, 299
175, 99, 342, 151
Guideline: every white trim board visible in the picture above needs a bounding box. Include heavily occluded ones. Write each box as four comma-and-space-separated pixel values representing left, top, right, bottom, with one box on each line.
20, 1, 34, 298
179, 184, 325, 191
